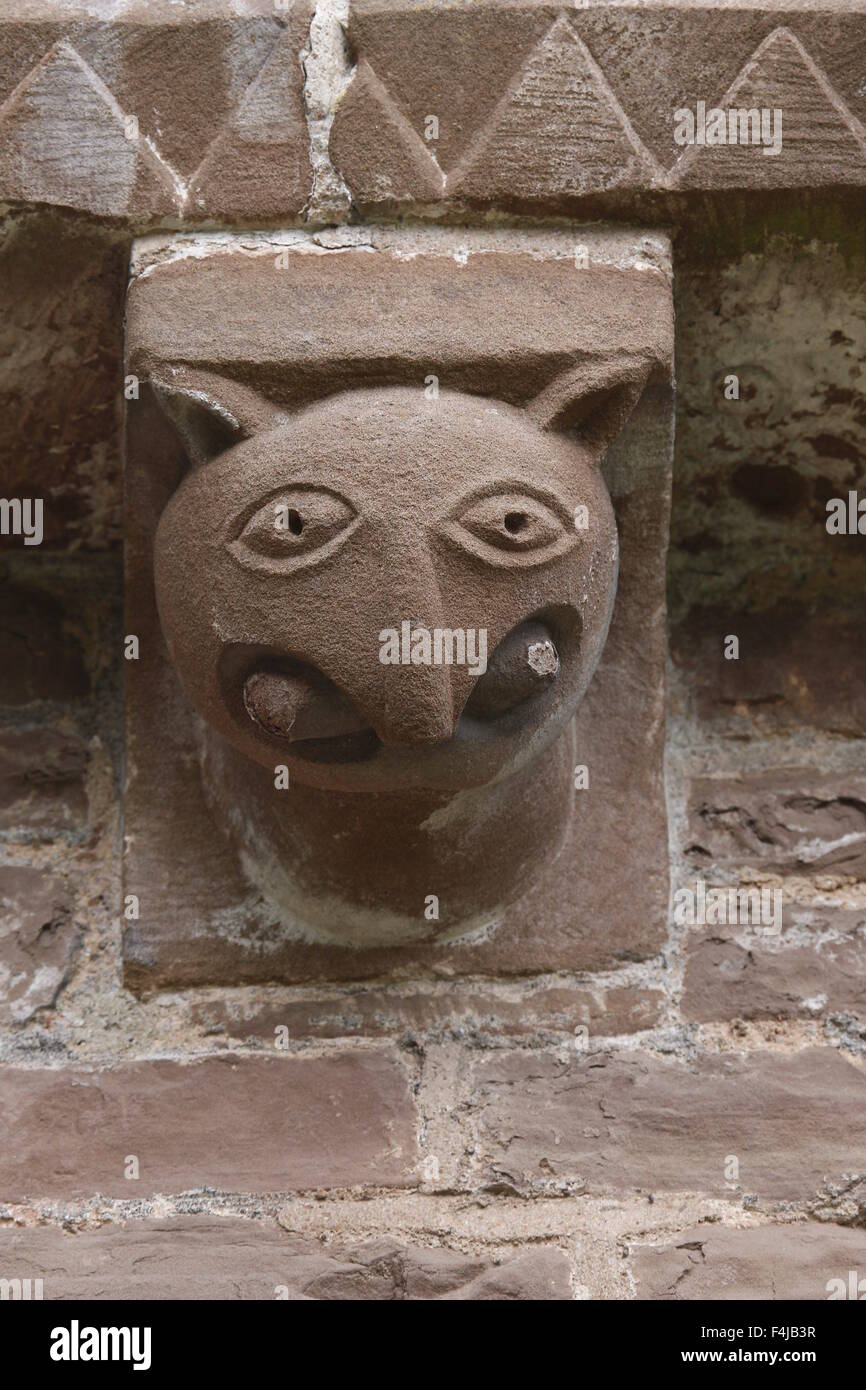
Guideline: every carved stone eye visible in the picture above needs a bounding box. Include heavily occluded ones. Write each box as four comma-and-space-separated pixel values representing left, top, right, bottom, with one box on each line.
230, 487, 356, 572
445, 488, 576, 567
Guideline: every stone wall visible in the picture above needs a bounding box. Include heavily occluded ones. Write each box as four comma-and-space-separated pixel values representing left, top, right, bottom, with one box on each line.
0, 0, 864, 1301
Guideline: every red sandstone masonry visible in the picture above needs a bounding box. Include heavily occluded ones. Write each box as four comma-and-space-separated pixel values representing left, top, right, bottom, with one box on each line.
631, 1223, 866, 1300
682, 906, 866, 1025
1, 3, 866, 221
0, 866, 79, 1026
188, 981, 665, 1043
0, 584, 88, 706
0, 217, 127, 551
0, 4, 313, 219
331, 1, 866, 214
0, 0, 864, 1309
0, 1217, 573, 1300
685, 770, 866, 880
671, 609, 866, 737
0, 1052, 420, 1201
0, 728, 88, 839
470, 1048, 866, 1201
121, 230, 674, 989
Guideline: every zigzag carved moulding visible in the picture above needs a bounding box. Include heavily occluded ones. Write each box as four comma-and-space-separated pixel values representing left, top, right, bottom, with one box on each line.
0, 2, 865, 218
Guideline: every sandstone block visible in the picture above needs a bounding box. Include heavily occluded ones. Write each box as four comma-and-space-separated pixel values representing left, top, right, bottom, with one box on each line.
631, 1223, 866, 1300
0, 1051, 420, 1201
472, 1048, 866, 1200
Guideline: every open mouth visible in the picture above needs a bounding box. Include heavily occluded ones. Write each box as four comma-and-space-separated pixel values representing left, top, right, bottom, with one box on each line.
239, 618, 562, 764
277, 728, 382, 763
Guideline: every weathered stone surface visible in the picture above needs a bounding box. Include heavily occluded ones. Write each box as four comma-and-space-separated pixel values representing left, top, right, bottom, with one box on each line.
686, 770, 866, 879
672, 27, 866, 190
73, 6, 290, 186
0, 584, 88, 705
0, 213, 127, 551
328, 59, 447, 208
331, 0, 553, 200
438, 1249, 572, 1301
472, 1048, 866, 1199
672, 609, 866, 736
274, 1236, 572, 1301
448, 17, 662, 204
0, 1217, 298, 1301
0, 5, 864, 222
187, 18, 312, 220
122, 227, 673, 987
631, 1223, 866, 1300
126, 228, 672, 396
278, 1236, 485, 1301
332, 11, 663, 210
682, 906, 866, 1024
0, 1218, 572, 1300
0, 1052, 419, 1201
190, 981, 664, 1043
0, 0, 863, 1305
0, 728, 88, 840
668, 240, 866, 626
0, 864, 77, 1024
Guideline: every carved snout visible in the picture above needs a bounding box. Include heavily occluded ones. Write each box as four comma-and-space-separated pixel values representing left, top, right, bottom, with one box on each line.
241, 619, 560, 754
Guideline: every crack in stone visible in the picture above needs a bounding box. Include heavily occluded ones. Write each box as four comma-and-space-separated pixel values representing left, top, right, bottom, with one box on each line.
300, 0, 354, 224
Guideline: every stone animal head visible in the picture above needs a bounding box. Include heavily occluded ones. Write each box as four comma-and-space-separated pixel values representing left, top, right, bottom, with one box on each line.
152, 364, 650, 793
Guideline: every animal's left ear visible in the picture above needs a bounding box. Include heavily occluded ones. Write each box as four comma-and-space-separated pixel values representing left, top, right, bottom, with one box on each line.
526, 356, 655, 456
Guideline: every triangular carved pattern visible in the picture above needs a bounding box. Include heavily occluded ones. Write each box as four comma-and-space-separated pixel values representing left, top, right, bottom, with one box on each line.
0, 40, 179, 215
448, 16, 663, 199
187, 27, 311, 218
0, 25, 306, 218
334, 15, 866, 200
2, 18, 866, 214
666, 26, 866, 185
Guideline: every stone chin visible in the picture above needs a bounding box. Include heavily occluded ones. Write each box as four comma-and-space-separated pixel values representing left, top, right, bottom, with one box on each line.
196, 701, 580, 946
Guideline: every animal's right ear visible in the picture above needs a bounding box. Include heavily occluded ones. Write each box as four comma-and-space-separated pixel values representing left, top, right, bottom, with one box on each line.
526, 355, 657, 458
149, 370, 287, 469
